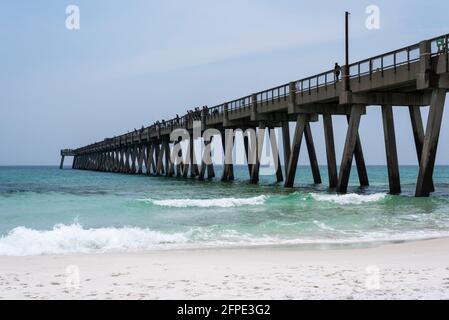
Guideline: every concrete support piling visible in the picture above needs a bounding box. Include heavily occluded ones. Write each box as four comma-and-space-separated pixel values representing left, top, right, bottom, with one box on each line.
337, 105, 365, 193
346, 114, 369, 187
250, 123, 266, 184
323, 114, 338, 188
382, 105, 401, 194
416, 89, 446, 197
268, 127, 283, 183
409, 106, 435, 192
281, 121, 291, 177
284, 115, 307, 188
304, 123, 322, 184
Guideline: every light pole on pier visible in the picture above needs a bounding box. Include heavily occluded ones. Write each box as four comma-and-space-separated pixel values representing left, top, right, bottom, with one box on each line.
344, 11, 351, 92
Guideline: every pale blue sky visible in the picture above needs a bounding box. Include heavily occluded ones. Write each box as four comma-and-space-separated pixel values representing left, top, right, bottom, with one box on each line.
0, 0, 448, 165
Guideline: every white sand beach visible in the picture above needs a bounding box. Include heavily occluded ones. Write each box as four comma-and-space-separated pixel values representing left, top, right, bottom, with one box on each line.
1, 239, 449, 300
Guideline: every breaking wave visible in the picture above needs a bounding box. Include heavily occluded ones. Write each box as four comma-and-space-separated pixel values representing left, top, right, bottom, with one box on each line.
310, 193, 387, 205
0, 223, 189, 256
140, 195, 268, 208
2, 222, 449, 256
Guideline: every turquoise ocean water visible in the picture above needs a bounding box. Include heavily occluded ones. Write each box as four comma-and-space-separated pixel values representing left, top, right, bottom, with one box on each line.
1, 165, 449, 256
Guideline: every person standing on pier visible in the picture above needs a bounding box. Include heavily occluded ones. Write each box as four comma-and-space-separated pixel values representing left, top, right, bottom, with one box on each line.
334, 63, 341, 81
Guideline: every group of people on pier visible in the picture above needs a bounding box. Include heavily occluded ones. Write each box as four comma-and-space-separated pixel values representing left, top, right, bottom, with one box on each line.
186, 106, 209, 121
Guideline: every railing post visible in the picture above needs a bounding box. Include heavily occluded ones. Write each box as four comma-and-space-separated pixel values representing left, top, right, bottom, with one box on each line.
223, 103, 229, 127
250, 94, 258, 121
417, 40, 432, 90
358, 63, 361, 82
394, 52, 397, 73
343, 64, 350, 92
288, 82, 296, 114
407, 48, 410, 71
446, 34, 449, 73
381, 56, 384, 77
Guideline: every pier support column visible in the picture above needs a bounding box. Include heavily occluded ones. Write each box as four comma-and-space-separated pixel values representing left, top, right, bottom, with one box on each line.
102, 153, 107, 171
268, 127, 283, 183
93, 154, 98, 170
156, 143, 165, 176
142, 145, 149, 174
416, 89, 446, 197
111, 150, 117, 172
95, 153, 101, 171
86, 155, 91, 170
284, 115, 306, 188
164, 142, 169, 176
346, 115, 369, 187
142, 146, 148, 174
111, 151, 116, 172
116, 151, 121, 172
250, 123, 266, 184
323, 114, 338, 188
114, 151, 119, 172
120, 149, 126, 173
382, 105, 401, 195
88, 154, 93, 170
220, 130, 229, 181
137, 146, 144, 174
409, 106, 435, 192
146, 144, 155, 175
199, 139, 212, 181
221, 130, 235, 182
124, 148, 131, 173
106, 152, 111, 172
182, 141, 189, 178
337, 105, 365, 193
154, 143, 162, 174
59, 155, 65, 169
100, 152, 105, 171
101, 152, 105, 171
165, 141, 174, 177
243, 130, 253, 177
104, 152, 108, 171
105, 152, 110, 172
304, 123, 322, 184
281, 121, 291, 177
108, 152, 113, 171
206, 136, 215, 179
130, 146, 137, 174
207, 162, 215, 179
82, 155, 88, 170
173, 140, 183, 177
106, 152, 111, 171
189, 135, 199, 178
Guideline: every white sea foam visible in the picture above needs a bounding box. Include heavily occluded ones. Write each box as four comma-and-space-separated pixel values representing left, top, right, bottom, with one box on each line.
142, 195, 267, 208
2, 223, 449, 256
310, 193, 387, 205
0, 223, 189, 256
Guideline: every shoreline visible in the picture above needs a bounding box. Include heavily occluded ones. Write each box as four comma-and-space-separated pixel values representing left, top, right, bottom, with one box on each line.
1, 237, 449, 299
